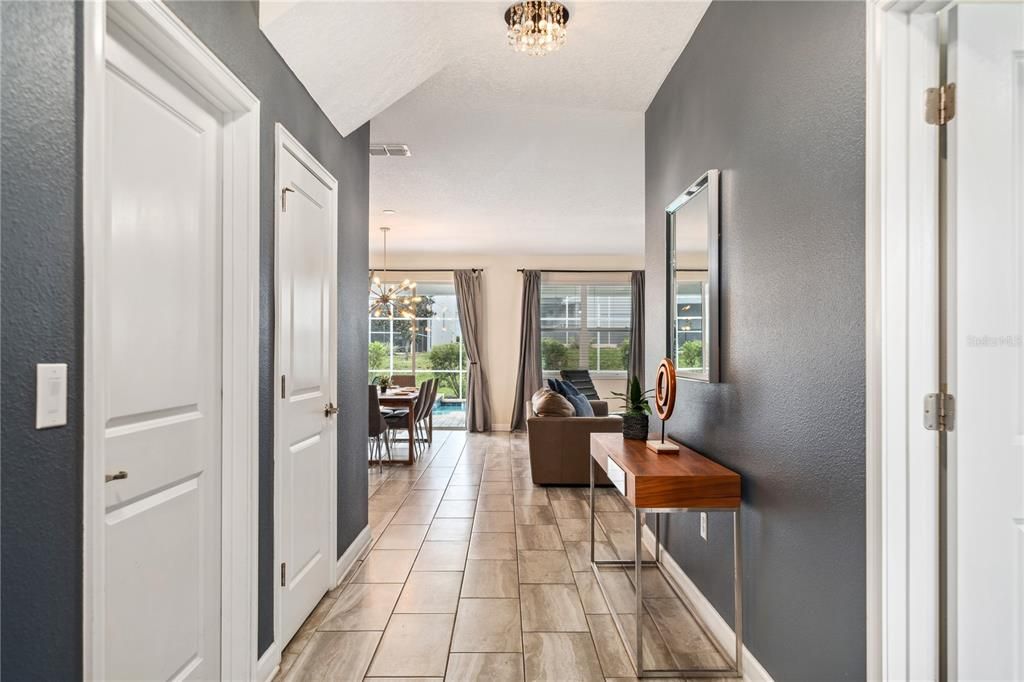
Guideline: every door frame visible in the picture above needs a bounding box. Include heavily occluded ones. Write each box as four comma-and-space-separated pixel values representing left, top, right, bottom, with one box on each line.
271, 122, 340, 657
866, 2, 947, 679
82, 1, 261, 679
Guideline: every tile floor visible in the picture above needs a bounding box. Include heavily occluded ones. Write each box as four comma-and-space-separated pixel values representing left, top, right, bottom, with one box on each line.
278, 431, 724, 681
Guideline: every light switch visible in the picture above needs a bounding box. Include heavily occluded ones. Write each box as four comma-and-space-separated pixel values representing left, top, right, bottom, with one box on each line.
36, 363, 68, 429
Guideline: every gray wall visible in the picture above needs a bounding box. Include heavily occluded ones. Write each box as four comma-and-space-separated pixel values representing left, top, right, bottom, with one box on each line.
643, 3, 866, 679
0, 1, 370, 676
1, 2, 84, 679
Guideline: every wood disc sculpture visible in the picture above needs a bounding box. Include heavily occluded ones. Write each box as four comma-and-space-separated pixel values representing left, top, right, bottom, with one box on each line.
654, 357, 677, 420
647, 358, 680, 454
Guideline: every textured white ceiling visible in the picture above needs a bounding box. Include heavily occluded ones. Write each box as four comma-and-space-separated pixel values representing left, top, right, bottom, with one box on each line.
262, 1, 710, 256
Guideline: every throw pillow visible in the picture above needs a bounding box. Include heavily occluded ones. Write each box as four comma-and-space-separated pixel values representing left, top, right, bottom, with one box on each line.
564, 391, 594, 417
531, 387, 575, 417
548, 378, 594, 417
558, 379, 582, 397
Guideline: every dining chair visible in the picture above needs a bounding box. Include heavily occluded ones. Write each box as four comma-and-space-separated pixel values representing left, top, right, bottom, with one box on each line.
386, 378, 433, 456
414, 379, 438, 448
391, 374, 415, 388
368, 384, 392, 472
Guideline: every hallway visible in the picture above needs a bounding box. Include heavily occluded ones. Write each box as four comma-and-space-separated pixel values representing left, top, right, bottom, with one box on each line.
276, 432, 723, 680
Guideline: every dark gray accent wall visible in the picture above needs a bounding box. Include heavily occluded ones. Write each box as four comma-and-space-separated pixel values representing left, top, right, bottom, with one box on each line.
1, 1, 370, 675
1, 2, 84, 680
643, 3, 866, 680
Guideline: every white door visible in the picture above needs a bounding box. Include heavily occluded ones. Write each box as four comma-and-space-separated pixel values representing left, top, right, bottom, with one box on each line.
946, 5, 1024, 679
101, 21, 223, 680
276, 131, 338, 646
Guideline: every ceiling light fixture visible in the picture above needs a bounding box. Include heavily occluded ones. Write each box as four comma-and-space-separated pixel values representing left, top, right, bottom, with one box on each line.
504, 1, 569, 56
369, 227, 420, 320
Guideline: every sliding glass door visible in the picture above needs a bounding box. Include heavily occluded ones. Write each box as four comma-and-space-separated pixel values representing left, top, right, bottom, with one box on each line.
368, 280, 467, 429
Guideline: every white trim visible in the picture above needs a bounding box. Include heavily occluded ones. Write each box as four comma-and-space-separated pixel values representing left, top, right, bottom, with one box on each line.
640, 527, 774, 682
867, 2, 945, 680
336, 525, 372, 587
254, 642, 281, 682
272, 122, 341, 654
82, 1, 260, 679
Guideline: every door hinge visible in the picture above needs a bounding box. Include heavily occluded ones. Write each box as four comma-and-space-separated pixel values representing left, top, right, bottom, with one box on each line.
280, 562, 287, 587
281, 186, 295, 212
281, 374, 286, 399
924, 392, 956, 432
925, 83, 956, 126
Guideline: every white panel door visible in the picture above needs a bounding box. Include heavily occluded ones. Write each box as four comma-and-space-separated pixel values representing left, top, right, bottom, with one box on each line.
946, 5, 1024, 680
101, 21, 223, 681
277, 143, 337, 646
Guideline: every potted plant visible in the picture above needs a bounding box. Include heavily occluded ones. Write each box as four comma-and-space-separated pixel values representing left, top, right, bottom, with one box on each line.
611, 376, 653, 440
378, 375, 392, 392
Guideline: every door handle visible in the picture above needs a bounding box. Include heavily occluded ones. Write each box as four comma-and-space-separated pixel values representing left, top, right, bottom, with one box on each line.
324, 402, 339, 418
105, 471, 128, 483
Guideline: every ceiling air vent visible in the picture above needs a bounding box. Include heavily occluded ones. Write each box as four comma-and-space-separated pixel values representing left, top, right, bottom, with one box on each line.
369, 143, 411, 158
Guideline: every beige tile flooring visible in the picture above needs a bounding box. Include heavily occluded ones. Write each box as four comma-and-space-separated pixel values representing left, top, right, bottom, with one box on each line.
278, 431, 723, 681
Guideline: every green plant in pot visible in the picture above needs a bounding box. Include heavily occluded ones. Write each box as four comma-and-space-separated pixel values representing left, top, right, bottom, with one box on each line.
611, 376, 654, 440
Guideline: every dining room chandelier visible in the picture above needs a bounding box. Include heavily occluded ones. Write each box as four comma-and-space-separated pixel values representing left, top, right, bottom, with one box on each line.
369, 227, 420, 319
504, 1, 569, 56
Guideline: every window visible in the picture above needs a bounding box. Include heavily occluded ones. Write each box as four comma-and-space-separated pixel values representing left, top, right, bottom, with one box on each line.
540, 278, 632, 375
368, 280, 468, 405
674, 272, 707, 372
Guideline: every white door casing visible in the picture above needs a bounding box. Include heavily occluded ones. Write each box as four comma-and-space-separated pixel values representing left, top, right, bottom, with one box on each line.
866, 6, 943, 678
946, 5, 1024, 679
273, 124, 340, 649
83, 2, 260, 679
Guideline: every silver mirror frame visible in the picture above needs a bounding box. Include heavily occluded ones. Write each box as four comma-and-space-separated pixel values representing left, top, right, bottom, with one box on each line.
665, 169, 720, 383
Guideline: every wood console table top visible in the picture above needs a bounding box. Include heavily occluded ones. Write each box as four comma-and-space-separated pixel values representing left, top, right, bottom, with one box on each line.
590, 432, 741, 510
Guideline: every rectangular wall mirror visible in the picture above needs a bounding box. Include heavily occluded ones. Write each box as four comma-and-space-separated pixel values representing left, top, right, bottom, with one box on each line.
666, 169, 720, 382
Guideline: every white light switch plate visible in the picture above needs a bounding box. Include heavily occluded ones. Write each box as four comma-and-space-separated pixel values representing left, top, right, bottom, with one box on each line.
36, 363, 68, 429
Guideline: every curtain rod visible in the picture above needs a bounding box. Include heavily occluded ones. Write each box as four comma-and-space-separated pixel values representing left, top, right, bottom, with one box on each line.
516, 268, 637, 274
367, 268, 482, 273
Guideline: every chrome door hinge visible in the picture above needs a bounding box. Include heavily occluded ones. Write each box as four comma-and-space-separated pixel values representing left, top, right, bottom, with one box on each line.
924, 392, 956, 432
281, 186, 295, 212
280, 562, 287, 587
925, 83, 956, 126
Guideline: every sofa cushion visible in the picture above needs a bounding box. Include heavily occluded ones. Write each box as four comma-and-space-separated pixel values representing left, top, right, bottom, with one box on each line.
531, 387, 575, 417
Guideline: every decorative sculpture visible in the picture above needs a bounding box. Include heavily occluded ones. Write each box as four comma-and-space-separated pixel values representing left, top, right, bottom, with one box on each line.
646, 357, 680, 454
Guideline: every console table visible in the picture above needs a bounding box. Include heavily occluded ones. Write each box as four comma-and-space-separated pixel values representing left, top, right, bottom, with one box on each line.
589, 432, 743, 678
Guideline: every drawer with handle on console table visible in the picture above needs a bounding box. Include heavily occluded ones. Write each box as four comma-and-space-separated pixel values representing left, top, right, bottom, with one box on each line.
589, 432, 743, 679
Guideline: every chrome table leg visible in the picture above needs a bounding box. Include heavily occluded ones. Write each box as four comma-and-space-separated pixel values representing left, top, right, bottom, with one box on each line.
635, 507, 644, 675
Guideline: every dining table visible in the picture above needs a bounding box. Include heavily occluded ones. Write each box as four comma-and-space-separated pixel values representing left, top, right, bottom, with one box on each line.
377, 387, 429, 463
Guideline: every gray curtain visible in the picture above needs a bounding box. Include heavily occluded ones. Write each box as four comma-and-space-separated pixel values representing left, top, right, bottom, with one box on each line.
453, 269, 492, 432
510, 270, 542, 431
628, 270, 645, 387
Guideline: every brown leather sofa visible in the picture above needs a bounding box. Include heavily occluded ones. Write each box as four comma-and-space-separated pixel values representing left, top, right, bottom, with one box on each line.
527, 400, 622, 485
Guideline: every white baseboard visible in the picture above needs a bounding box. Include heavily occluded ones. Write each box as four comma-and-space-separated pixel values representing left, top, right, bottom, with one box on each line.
254, 641, 281, 682
641, 526, 774, 682
491, 424, 512, 432
336, 525, 371, 587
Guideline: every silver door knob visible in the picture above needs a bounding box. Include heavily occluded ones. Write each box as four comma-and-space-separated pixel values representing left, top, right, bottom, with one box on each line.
105, 471, 128, 483
324, 402, 339, 418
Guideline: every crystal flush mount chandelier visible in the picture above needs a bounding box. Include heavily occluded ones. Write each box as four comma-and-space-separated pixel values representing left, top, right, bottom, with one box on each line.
505, 1, 569, 56
369, 226, 421, 319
